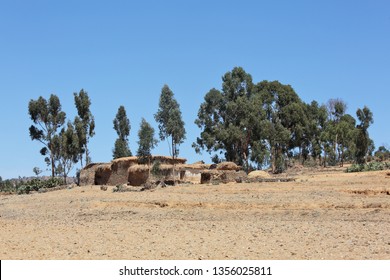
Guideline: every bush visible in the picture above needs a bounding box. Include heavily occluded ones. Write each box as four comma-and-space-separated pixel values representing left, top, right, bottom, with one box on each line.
43, 178, 64, 188
346, 164, 364, 173
151, 161, 162, 176
0, 177, 64, 194
346, 162, 390, 173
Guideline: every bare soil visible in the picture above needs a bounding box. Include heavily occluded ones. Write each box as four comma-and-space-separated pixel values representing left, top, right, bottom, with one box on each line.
1, 168, 390, 260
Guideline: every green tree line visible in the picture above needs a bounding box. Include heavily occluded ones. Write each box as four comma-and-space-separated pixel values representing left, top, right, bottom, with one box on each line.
26, 67, 385, 181
193, 67, 378, 173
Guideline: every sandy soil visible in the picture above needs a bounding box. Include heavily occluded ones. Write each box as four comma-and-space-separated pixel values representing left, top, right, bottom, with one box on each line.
1, 168, 390, 260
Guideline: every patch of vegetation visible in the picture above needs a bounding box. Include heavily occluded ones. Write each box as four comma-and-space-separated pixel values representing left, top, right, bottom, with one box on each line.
346, 162, 390, 173
0, 178, 64, 195
151, 160, 162, 176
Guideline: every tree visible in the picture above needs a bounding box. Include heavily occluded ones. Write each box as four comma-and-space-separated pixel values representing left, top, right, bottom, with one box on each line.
155, 85, 186, 182
137, 118, 158, 174
194, 67, 267, 172
53, 121, 80, 183
375, 145, 390, 161
74, 89, 95, 167
255, 80, 302, 173
113, 106, 132, 159
28, 95, 66, 177
155, 85, 186, 160
305, 101, 328, 164
355, 106, 374, 164
325, 98, 348, 165
335, 114, 356, 166
33, 167, 43, 177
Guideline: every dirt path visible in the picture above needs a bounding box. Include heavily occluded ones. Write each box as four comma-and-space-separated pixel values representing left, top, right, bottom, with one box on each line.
1, 169, 390, 260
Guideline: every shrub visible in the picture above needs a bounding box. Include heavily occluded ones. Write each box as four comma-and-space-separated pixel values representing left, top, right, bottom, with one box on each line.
1, 177, 64, 194
346, 162, 390, 173
346, 164, 364, 173
151, 160, 162, 176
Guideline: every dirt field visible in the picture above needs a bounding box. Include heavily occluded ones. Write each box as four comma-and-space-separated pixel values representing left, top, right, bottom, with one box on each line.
1, 168, 390, 260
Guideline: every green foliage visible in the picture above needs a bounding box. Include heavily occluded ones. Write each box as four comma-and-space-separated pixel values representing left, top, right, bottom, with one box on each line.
113, 139, 132, 159
346, 162, 390, 173
113, 185, 125, 193
53, 121, 80, 182
375, 146, 390, 161
194, 67, 267, 172
28, 94, 66, 177
154, 85, 186, 160
113, 106, 132, 159
33, 167, 43, 177
137, 118, 158, 164
193, 67, 379, 173
355, 106, 374, 164
74, 89, 95, 166
151, 160, 162, 176
0, 177, 64, 194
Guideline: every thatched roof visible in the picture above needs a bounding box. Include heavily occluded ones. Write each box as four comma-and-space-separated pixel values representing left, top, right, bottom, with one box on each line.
216, 162, 240, 171
96, 164, 112, 172
152, 155, 187, 164
179, 163, 212, 170
112, 155, 187, 165
83, 163, 107, 170
128, 164, 149, 172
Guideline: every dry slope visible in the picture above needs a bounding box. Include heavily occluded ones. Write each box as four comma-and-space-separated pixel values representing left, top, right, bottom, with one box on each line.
1, 168, 390, 260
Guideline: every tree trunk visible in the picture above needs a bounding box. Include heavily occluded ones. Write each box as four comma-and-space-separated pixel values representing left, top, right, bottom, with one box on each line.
86, 142, 90, 166
50, 146, 55, 178
148, 156, 151, 179
172, 138, 176, 185
271, 146, 276, 173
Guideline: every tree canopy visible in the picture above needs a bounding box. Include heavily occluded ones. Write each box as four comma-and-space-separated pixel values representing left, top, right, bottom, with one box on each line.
155, 85, 186, 160
137, 118, 158, 165
28, 94, 66, 177
74, 89, 95, 167
113, 105, 132, 159
194, 67, 376, 172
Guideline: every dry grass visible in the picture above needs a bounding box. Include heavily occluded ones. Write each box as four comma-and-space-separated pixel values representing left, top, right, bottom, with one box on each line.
1, 168, 390, 260
248, 170, 272, 179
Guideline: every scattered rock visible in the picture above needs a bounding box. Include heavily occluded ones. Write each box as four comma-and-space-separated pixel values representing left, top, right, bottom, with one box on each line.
100, 185, 108, 191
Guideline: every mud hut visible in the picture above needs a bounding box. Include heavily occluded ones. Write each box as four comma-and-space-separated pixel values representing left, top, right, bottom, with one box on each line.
95, 164, 112, 185
79, 163, 107, 186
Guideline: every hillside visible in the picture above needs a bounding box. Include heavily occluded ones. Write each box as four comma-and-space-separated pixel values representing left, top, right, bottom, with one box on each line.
1, 167, 389, 260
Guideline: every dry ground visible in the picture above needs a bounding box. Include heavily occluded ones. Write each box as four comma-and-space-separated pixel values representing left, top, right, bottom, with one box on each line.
1, 168, 390, 260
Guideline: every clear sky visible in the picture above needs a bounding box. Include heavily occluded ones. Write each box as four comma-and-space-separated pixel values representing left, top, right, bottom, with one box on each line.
0, 0, 389, 179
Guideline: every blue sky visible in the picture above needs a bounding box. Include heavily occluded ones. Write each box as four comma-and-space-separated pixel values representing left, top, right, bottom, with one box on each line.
0, 0, 389, 179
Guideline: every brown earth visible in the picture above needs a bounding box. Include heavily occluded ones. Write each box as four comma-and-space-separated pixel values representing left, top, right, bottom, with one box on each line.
1, 168, 390, 260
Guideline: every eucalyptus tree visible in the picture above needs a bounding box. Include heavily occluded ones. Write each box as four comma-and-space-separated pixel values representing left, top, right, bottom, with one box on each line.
255, 80, 303, 173
28, 94, 66, 177
155, 85, 186, 161
74, 89, 95, 166
193, 67, 267, 172
53, 121, 80, 183
335, 114, 357, 166
137, 118, 158, 175
155, 85, 186, 183
113, 106, 132, 159
305, 101, 328, 164
355, 106, 374, 164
